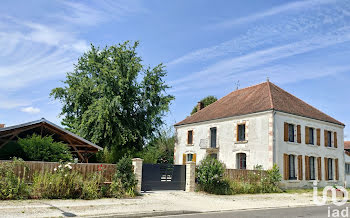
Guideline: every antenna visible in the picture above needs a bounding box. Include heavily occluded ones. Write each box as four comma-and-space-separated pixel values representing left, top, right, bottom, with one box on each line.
234, 80, 240, 90
266, 76, 270, 82
235, 80, 240, 90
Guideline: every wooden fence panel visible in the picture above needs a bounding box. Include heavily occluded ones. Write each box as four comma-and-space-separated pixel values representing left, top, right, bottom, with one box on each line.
0, 160, 117, 182
224, 169, 267, 181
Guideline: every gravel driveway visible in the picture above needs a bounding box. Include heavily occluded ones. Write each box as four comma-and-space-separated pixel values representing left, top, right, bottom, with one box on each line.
0, 191, 316, 217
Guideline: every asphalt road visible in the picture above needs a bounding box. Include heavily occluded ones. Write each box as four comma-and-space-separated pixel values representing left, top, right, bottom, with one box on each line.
156, 204, 350, 218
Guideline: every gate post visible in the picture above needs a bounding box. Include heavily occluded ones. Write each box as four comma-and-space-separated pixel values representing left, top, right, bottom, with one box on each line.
186, 161, 196, 192
132, 158, 143, 193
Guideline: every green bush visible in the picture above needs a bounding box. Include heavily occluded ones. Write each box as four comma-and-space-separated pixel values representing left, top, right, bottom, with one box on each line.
261, 164, 282, 193
81, 172, 105, 200
0, 158, 30, 200
196, 156, 230, 194
110, 156, 137, 197
197, 159, 282, 195
18, 134, 72, 162
228, 164, 282, 195
31, 162, 83, 199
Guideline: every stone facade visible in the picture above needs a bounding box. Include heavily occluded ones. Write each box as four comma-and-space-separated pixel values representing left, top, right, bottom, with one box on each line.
174, 110, 345, 188
185, 161, 196, 192
132, 158, 143, 193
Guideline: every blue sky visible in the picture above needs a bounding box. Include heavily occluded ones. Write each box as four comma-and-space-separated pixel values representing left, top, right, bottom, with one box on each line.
0, 0, 349, 140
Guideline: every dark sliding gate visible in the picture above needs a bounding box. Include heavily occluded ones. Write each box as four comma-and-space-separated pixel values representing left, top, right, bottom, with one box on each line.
141, 164, 186, 191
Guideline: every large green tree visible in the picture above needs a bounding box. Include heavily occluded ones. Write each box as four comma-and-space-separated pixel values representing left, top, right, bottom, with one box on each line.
191, 96, 218, 115
50, 41, 174, 162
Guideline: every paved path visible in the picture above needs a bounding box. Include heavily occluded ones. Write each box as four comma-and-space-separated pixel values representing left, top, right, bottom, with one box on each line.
158, 204, 350, 218
0, 191, 320, 217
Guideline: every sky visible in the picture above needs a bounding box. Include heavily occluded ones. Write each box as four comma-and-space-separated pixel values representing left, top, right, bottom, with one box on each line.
0, 0, 349, 140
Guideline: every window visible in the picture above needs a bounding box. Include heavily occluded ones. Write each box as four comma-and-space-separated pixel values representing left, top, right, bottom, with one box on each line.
346, 163, 350, 175
288, 124, 295, 142
187, 153, 193, 162
187, 130, 193, 145
327, 131, 332, 147
238, 124, 246, 141
209, 153, 217, 159
210, 127, 217, 148
328, 158, 333, 180
309, 157, 315, 180
309, 128, 314, 145
237, 153, 246, 169
289, 155, 296, 180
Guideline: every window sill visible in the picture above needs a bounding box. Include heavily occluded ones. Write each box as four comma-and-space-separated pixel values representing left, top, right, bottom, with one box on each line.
325, 146, 336, 150
286, 141, 299, 145
286, 180, 299, 183
186, 144, 194, 146
235, 140, 248, 144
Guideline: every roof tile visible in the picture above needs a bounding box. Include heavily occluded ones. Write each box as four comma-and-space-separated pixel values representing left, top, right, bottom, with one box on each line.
175, 82, 344, 126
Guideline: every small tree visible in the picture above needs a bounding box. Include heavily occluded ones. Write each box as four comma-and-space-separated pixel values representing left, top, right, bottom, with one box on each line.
139, 129, 175, 164
196, 156, 230, 194
191, 96, 218, 115
18, 134, 72, 162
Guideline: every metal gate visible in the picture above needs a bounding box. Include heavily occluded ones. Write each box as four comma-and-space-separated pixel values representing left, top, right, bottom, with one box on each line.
141, 164, 186, 191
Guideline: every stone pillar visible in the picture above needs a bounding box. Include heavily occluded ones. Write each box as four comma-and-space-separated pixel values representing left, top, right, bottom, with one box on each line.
186, 161, 196, 192
132, 158, 143, 193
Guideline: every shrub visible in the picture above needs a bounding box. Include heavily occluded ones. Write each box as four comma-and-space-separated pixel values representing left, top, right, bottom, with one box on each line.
110, 156, 137, 197
18, 134, 72, 162
228, 164, 282, 195
81, 172, 105, 200
196, 156, 230, 194
261, 164, 282, 193
0, 158, 30, 200
31, 162, 83, 199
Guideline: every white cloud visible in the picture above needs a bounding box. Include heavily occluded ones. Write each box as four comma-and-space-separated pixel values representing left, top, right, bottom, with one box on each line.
0, 0, 147, 92
168, 0, 350, 67
21, 106, 40, 114
169, 26, 350, 92
209, 0, 334, 29
58, 0, 148, 26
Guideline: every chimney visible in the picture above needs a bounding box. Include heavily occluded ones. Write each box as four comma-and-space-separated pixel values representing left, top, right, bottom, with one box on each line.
0, 124, 5, 128
197, 102, 204, 111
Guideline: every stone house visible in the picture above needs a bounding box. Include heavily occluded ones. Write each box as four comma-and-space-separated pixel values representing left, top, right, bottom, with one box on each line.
174, 81, 345, 188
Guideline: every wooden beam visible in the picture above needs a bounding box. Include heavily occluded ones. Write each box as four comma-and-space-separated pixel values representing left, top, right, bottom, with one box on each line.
64, 136, 85, 163
0, 123, 42, 139
0, 132, 19, 149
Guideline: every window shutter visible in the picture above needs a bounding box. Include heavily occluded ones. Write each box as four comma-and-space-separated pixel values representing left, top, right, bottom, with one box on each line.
335, 158, 339, 180
298, 155, 303, 180
324, 157, 328, 180
284, 154, 289, 180
317, 129, 321, 146
284, 123, 289, 142
324, 130, 328, 147
193, 154, 196, 163
297, 125, 301, 143
236, 124, 239, 141
305, 127, 309, 144
305, 156, 309, 180
317, 157, 322, 180
183, 154, 186, 165
334, 132, 338, 148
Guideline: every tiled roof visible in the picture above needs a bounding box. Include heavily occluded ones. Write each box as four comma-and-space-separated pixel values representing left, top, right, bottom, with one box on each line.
345, 141, 350, 150
175, 81, 344, 126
